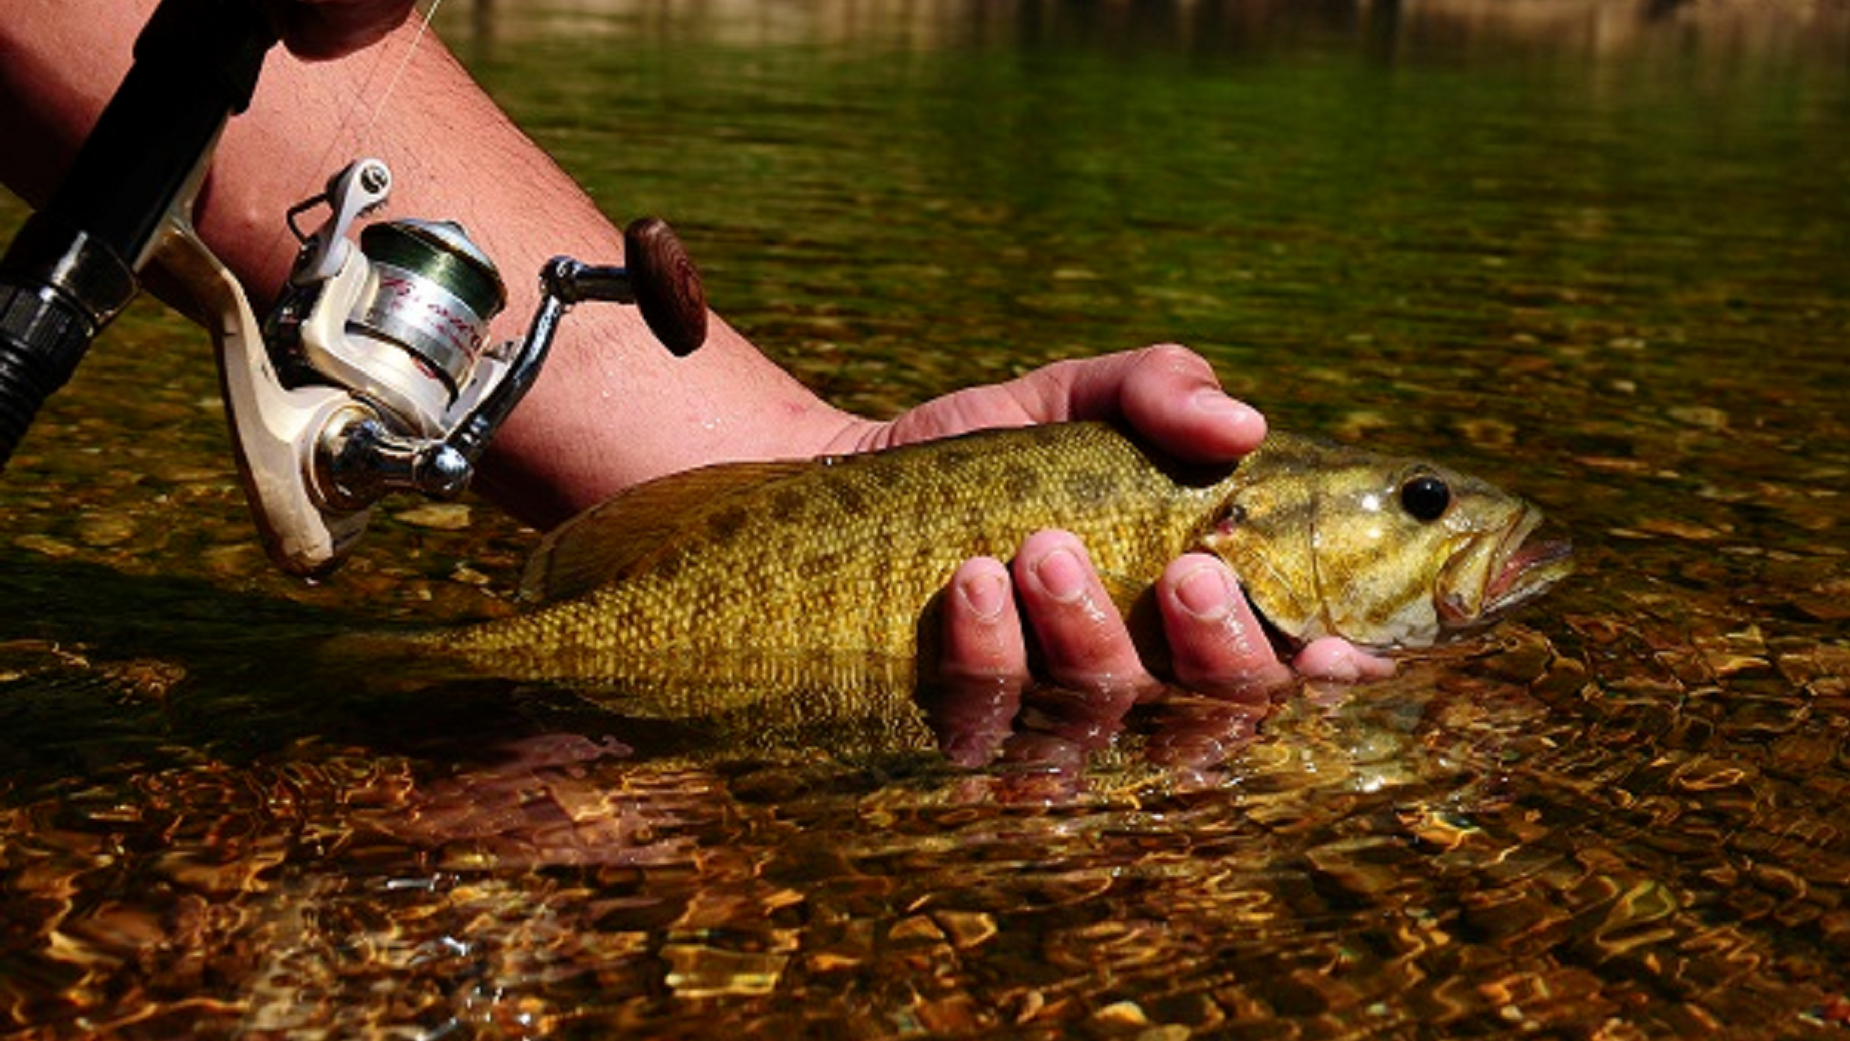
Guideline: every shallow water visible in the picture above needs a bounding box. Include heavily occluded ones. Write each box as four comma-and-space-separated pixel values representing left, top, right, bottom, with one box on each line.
3, 0, 1849, 1037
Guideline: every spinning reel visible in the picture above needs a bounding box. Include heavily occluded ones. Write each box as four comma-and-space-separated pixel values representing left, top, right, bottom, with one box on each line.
0, 0, 707, 578
162, 156, 707, 576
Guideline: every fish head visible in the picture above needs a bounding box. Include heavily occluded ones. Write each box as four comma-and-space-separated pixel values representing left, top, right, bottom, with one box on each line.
1202, 445, 1573, 653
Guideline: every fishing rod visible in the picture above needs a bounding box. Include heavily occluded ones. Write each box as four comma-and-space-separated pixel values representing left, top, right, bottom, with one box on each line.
0, 0, 706, 577
0, 0, 271, 467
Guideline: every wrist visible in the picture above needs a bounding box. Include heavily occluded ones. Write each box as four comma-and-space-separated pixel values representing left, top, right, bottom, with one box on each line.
474, 310, 861, 528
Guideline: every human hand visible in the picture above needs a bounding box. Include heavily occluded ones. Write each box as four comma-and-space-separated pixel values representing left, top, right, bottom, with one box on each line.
859, 342, 1272, 465
263, 0, 417, 59
925, 532, 1392, 769
859, 345, 1394, 764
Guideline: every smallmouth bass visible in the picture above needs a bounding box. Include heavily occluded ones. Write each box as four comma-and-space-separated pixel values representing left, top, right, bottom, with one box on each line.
422, 422, 1571, 727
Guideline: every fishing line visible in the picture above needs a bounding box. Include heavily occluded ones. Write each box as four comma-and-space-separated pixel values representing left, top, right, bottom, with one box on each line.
258, 0, 445, 278
353, 0, 446, 145
300, 0, 446, 199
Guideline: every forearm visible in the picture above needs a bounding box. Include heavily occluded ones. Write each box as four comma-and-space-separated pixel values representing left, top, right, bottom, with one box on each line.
1, 0, 860, 526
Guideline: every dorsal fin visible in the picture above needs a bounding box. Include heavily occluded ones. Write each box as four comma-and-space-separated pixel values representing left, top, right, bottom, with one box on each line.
519, 459, 814, 603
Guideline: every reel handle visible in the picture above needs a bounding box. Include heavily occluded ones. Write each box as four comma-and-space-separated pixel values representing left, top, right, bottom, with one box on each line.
552, 219, 708, 356
624, 217, 707, 356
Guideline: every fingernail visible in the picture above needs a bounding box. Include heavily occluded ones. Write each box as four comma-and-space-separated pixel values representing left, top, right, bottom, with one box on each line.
957, 569, 1010, 622
1174, 561, 1234, 620
1191, 388, 1264, 436
1189, 386, 1243, 414
1030, 545, 1088, 603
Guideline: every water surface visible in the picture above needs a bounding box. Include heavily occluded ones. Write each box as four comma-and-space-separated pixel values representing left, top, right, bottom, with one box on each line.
2, 1, 1847, 1037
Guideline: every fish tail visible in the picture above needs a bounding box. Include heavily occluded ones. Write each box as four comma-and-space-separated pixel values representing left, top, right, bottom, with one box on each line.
315, 626, 483, 686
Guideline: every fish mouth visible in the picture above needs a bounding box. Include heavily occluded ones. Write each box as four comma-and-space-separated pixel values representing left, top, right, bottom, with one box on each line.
1438, 507, 1574, 633
1481, 508, 1574, 618
1485, 535, 1573, 614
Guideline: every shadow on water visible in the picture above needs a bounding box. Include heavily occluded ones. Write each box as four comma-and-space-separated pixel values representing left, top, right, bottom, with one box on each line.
0, 548, 592, 785
0, 546, 943, 798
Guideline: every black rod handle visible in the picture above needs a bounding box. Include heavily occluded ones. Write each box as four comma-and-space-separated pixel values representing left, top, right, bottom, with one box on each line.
0, 267, 108, 463
0, 0, 277, 467
46, 0, 276, 266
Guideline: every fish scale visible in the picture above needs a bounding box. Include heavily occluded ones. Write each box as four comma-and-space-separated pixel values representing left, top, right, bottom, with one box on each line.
421, 421, 1570, 729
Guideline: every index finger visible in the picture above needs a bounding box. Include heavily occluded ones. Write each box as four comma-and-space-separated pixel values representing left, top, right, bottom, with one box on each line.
1058, 344, 1267, 463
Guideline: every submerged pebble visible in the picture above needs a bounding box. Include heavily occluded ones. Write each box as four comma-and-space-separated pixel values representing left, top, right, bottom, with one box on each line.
394, 503, 473, 531
75, 512, 136, 548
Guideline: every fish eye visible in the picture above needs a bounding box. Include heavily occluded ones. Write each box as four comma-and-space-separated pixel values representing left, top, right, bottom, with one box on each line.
1399, 474, 1451, 522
